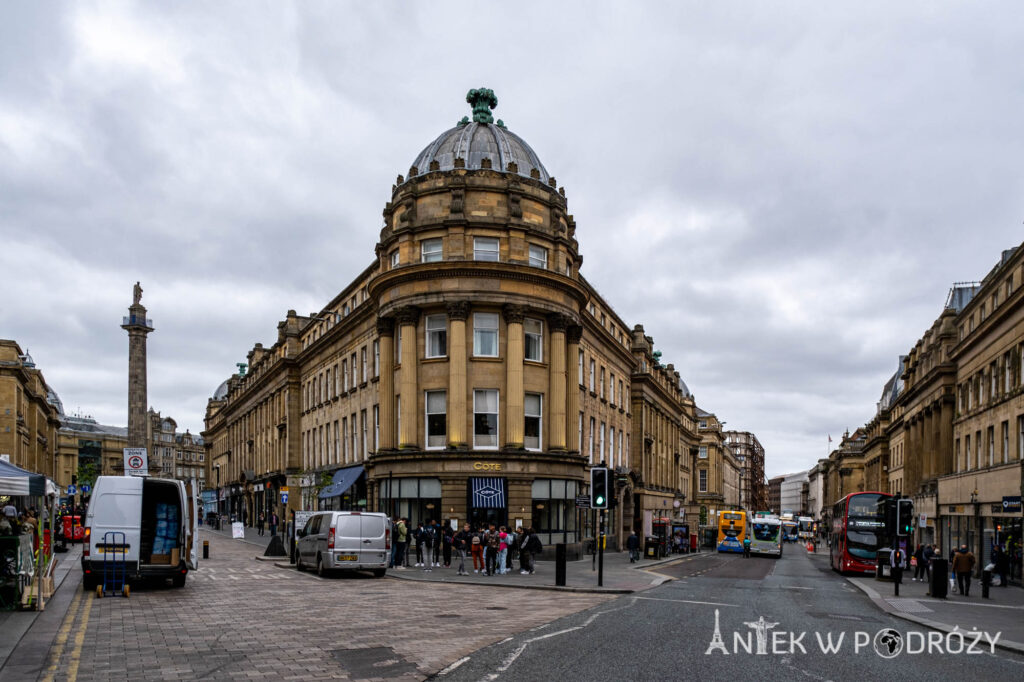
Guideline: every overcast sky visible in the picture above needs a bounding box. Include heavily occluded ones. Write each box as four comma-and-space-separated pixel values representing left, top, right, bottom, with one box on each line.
3, 2, 1022, 478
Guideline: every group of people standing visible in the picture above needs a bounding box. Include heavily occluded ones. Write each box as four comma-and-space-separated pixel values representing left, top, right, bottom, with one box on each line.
388, 518, 543, 577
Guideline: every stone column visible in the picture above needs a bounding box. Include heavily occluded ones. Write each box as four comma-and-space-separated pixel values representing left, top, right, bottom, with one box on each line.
121, 283, 154, 450
566, 324, 582, 453
396, 306, 420, 449
503, 305, 526, 449
547, 314, 569, 451
376, 317, 395, 450
447, 302, 470, 448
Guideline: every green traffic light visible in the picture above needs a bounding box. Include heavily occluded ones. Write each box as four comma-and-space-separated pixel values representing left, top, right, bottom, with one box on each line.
596, 496, 605, 505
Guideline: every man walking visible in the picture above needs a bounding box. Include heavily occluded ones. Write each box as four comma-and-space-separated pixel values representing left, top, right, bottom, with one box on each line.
454, 523, 471, 576
626, 531, 640, 563
421, 522, 435, 572
952, 544, 976, 596
484, 524, 499, 576
257, 512, 265, 537
743, 535, 751, 558
269, 511, 279, 538
393, 517, 408, 569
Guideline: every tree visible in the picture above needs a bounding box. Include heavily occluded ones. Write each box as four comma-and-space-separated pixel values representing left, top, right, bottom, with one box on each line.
76, 460, 99, 491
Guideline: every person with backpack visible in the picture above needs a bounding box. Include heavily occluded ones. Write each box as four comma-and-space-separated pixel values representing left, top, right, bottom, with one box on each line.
484, 524, 499, 576
453, 523, 471, 576
414, 522, 426, 567
421, 521, 435, 572
521, 528, 542, 574
471, 526, 485, 573
496, 526, 510, 575
442, 523, 454, 568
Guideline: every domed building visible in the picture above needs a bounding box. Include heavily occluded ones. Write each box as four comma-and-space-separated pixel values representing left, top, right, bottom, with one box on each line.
204, 90, 702, 553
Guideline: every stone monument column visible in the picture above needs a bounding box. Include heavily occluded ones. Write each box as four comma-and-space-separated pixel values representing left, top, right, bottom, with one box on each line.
396, 306, 420, 449
503, 304, 526, 449
446, 301, 470, 448
121, 281, 154, 450
547, 313, 569, 451
566, 324, 583, 453
376, 317, 395, 450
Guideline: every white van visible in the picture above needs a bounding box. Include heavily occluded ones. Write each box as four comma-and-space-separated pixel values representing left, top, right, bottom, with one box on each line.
296, 511, 390, 577
81, 475, 199, 589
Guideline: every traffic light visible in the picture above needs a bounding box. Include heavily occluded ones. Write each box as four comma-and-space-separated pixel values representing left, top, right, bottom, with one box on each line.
590, 467, 610, 510
896, 498, 913, 536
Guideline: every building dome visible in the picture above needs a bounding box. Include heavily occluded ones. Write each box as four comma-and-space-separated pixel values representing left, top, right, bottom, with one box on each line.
407, 88, 551, 185
212, 379, 229, 400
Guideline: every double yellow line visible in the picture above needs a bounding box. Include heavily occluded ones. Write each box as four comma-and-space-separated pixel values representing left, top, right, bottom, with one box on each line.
40, 584, 94, 682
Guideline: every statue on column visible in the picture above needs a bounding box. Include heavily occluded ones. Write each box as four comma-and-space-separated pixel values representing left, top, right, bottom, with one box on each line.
133, 281, 143, 305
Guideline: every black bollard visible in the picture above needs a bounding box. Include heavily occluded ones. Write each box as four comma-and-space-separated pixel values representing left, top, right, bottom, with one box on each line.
555, 543, 566, 586
203, 540, 209, 559
982, 569, 991, 599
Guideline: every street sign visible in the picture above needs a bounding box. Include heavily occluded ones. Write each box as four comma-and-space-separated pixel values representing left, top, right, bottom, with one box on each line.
81, 484, 91, 494
575, 495, 590, 508
280, 492, 289, 504
67, 484, 76, 495
1003, 496, 1022, 513
123, 447, 149, 477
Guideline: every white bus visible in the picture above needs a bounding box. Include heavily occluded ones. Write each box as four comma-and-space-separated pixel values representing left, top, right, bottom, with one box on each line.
797, 516, 814, 540
749, 517, 783, 557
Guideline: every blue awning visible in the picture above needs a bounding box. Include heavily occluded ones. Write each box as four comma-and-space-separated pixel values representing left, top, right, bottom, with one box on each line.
318, 465, 365, 500
470, 477, 506, 509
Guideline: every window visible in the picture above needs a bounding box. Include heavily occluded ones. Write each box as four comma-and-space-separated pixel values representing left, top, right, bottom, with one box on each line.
426, 391, 447, 448
1019, 416, 1024, 461
373, 405, 379, 450
578, 412, 583, 453
426, 314, 447, 358
565, 259, 572, 276
342, 359, 349, 392
609, 373, 615, 406
341, 418, 348, 461
589, 359, 595, 392
618, 430, 624, 463
373, 340, 380, 377
599, 367, 606, 399
334, 421, 340, 462
361, 409, 368, 458
474, 389, 499, 448
965, 434, 971, 470
619, 380, 624, 407
351, 413, 358, 462
350, 353, 357, 386
609, 426, 616, 465
473, 313, 499, 357
599, 422, 606, 458
1002, 421, 1009, 464
334, 363, 340, 395
589, 417, 596, 461
390, 250, 399, 268
361, 348, 368, 383
578, 350, 584, 385
474, 237, 499, 262
699, 469, 708, 493
325, 368, 332, 399
988, 426, 995, 466
524, 318, 543, 361
699, 445, 708, 459
699, 420, 708, 429
528, 244, 548, 269
525, 393, 542, 450
421, 238, 443, 263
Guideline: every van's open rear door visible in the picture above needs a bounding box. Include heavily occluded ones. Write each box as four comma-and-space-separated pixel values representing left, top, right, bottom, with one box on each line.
184, 478, 199, 569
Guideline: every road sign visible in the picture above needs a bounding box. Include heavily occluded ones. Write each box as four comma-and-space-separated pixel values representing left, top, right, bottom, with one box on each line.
123, 447, 149, 477
280, 492, 289, 504
81, 484, 91, 494
575, 495, 590, 508
67, 484, 77, 495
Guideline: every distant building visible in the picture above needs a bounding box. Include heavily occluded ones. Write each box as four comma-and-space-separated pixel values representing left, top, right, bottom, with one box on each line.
768, 475, 783, 514
780, 470, 808, 515
723, 430, 767, 510
0, 340, 62, 483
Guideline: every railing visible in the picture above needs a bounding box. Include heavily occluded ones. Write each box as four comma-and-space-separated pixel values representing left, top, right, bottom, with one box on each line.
122, 315, 153, 327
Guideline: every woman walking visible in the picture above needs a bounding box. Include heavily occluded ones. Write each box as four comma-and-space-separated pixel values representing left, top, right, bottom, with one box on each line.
471, 526, 485, 573
497, 526, 510, 575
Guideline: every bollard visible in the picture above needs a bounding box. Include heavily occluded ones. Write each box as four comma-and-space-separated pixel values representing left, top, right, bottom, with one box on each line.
982, 569, 991, 599
203, 540, 209, 559
555, 543, 566, 586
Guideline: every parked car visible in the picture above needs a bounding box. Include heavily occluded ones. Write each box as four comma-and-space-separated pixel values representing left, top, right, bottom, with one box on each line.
295, 511, 390, 578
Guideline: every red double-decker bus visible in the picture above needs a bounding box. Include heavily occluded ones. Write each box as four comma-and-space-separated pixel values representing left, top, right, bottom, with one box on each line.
830, 491, 892, 574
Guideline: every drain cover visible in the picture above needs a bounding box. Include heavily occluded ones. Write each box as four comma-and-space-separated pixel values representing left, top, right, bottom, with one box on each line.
485, 606, 507, 611
436, 614, 460, 618
331, 647, 419, 679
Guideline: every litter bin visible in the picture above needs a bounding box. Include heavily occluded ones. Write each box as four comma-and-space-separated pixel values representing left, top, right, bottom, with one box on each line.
982, 568, 992, 599
644, 537, 660, 559
930, 558, 948, 598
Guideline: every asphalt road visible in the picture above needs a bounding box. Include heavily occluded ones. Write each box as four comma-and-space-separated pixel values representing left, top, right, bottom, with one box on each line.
436, 546, 1024, 681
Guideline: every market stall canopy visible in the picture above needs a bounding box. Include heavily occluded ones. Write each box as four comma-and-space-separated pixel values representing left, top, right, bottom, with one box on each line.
0, 460, 47, 496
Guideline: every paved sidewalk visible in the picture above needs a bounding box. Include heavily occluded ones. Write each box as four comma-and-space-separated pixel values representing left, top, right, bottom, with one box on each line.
809, 551, 1024, 654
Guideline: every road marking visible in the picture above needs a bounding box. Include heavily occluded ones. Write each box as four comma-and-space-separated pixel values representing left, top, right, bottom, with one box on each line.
40, 588, 85, 682
781, 586, 814, 590
633, 596, 739, 607
437, 656, 470, 676
65, 587, 95, 682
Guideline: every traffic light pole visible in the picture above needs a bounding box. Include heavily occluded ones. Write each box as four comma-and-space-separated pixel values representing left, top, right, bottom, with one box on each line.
598, 508, 605, 587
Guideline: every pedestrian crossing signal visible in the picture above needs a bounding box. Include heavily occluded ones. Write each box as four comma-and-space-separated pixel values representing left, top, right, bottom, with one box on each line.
896, 499, 913, 536
590, 468, 610, 510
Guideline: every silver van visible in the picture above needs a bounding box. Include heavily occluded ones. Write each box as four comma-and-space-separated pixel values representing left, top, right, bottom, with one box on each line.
296, 511, 391, 577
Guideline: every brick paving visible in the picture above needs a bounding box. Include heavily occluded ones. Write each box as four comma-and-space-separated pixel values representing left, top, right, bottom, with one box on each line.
38, 529, 613, 680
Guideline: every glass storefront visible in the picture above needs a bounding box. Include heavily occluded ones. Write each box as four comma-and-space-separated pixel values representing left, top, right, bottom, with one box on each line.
531, 479, 579, 545
379, 478, 442, 528
942, 514, 1023, 585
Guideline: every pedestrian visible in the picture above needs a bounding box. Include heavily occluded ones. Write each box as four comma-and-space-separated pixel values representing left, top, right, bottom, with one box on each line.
952, 544, 976, 596
454, 523, 471, 576
471, 526, 484, 573
507, 528, 519, 571
742, 535, 751, 558
626, 530, 640, 563
922, 544, 934, 584
421, 522, 435, 572
257, 512, 265, 536
484, 524, 499, 576
393, 517, 408, 569
497, 526, 510, 575
518, 528, 531, 573
269, 511, 279, 538
414, 523, 425, 567
429, 520, 442, 567
522, 527, 541, 574
442, 523, 454, 567
993, 545, 1010, 587
912, 543, 923, 581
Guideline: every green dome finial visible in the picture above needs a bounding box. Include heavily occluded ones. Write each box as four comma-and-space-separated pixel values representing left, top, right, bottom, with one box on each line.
466, 88, 497, 124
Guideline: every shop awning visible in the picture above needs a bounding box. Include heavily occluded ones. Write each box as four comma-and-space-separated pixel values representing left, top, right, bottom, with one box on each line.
470, 477, 506, 509
319, 466, 364, 500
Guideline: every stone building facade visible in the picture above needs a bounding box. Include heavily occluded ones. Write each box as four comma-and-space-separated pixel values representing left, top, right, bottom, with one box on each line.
0, 340, 62, 483
689, 408, 742, 531
723, 430, 767, 511
203, 91, 721, 553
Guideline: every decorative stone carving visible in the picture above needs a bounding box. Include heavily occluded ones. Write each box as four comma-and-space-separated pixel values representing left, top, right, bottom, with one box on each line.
395, 306, 420, 327
567, 324, 583, 344
446, 301, 471, 321
551, 206, 563, 231
454, 157, 466, 169
506, 161, 518, 173
398, 197, 416, 226
429, 160, 440, 171
509, 193, 522, 218
466, 87, 498, 123
408, 165, 419, 177
480, 157, 492, 169
547, 313, 571, 333
376, 316, 395, 336
530, 168, 541, 179
502, 304, 526, 325
451, 188, 464, 214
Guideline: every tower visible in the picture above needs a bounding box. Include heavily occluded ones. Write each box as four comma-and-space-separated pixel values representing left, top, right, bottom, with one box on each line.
121, 282, 153, 449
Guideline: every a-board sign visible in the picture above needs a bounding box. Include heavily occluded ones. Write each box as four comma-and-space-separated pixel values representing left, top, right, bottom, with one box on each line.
123, 447, 149, 477
294, 510, 317, 543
